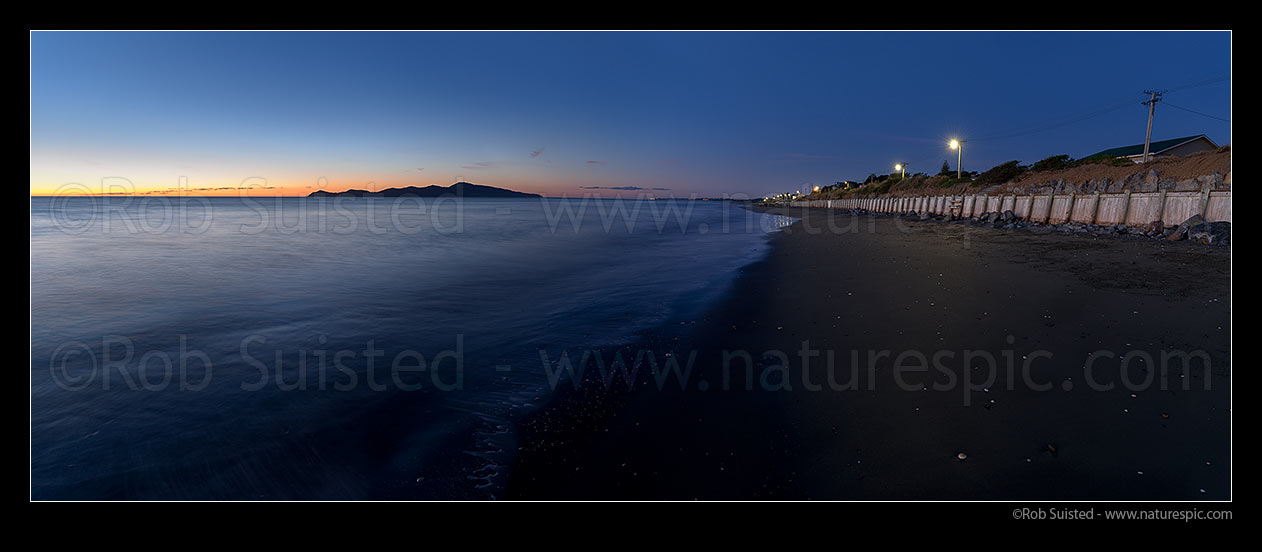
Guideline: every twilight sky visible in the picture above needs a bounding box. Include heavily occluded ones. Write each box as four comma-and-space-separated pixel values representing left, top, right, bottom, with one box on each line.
30, 31, 1231, 198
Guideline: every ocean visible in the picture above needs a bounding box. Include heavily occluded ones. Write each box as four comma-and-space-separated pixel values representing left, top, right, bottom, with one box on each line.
30, 196, 791, 499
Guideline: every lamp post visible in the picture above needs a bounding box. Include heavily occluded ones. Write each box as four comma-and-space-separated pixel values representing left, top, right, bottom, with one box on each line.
894, 163, 907, 179
949, 139, 965, 179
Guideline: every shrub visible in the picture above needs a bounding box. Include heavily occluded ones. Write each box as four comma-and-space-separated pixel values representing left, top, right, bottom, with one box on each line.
975, 160, 1028, 185
870, 179, 895, 194
1028, 154, 1072, 172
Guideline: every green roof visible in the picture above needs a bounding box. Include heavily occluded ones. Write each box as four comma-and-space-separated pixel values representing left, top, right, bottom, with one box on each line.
1089, 135, 1215, 158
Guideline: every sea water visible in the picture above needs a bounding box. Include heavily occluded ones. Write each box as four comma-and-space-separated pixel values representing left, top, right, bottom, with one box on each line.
30, 196, 792, 499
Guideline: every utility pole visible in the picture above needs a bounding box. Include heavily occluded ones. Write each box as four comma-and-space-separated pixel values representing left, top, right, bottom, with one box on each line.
1141, 90, 1163, 163
949, 139, 964, 179
956, 145, 962, 179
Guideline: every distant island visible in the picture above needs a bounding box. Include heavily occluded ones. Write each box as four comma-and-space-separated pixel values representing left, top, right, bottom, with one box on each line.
307, 182, 541, 198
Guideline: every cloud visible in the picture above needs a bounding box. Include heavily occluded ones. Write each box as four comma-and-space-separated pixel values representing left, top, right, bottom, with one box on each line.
137, 185, 277, 195
461, 161, 496, 170
579, 186, 671, 191
416, 167, 425, 172
530, 146, 546, 158
586, 160, 606, 165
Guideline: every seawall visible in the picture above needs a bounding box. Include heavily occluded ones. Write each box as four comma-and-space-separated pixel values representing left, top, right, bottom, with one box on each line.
792, 188, 1231, 226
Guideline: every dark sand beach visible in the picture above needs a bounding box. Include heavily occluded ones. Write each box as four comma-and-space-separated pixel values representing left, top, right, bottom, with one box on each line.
504, 206, 1231, 500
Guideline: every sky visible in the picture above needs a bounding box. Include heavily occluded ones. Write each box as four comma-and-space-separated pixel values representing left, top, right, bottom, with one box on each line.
30, 31, 1232, 198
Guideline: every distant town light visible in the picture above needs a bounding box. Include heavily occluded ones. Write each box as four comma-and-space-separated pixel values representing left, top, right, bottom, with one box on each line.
812, 186, 821, 192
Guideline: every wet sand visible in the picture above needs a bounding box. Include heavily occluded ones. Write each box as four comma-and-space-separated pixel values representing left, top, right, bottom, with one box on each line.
504, 206, 1232, 500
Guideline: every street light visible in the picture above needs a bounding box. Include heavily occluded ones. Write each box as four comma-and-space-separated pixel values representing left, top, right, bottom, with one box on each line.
949, 139, 965, 179
894, 163, 907, 179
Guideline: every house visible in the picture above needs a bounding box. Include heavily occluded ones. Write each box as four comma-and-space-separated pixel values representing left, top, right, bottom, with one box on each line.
1089, 134, 1219, 164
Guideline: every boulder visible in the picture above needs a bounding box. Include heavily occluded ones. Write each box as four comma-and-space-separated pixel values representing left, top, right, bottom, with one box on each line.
1142, 220, 1164, 236
1173, 178, 1199, 192
1198, 172, 1225, 190
1142, 169, 1161, 192
1188, 221, 1231, 245
1165, 214, 1205, 241
1130, 173, 1149, 191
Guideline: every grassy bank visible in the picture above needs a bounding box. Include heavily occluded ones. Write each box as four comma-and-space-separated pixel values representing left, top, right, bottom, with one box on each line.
798, 147, 1231, 200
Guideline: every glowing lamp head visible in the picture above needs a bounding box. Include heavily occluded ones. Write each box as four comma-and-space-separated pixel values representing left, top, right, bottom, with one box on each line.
949, 139, 960, 150
812, 186, 821, 192
894, 164, 902, 171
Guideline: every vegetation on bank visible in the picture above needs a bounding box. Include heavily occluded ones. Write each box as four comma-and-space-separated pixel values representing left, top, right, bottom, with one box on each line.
795, 152, 1137, 201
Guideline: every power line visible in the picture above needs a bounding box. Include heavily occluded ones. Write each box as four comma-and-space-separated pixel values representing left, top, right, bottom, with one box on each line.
963, 74, 1228, 144
970, 98, 1138, 142
1165, 74, 1229, 93
1162, 101, 1230, 123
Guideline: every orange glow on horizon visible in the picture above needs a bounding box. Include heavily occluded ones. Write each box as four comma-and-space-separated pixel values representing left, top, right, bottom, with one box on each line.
29, 177, 645, 199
